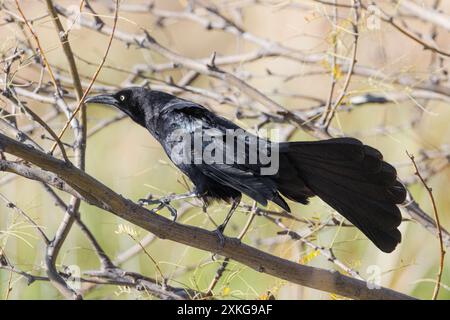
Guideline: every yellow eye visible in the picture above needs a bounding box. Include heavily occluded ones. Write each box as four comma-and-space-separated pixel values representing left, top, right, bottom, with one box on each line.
119, 95, 126, 102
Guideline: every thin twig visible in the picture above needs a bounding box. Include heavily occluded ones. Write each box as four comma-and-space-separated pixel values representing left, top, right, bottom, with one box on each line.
407, 151, 445, 300
14, 0, 59, 93
206, 203, 258, 295
320, 0, 338, 125
320, 0, 360, 129
0, 192, 50, 244
49, 0, 120, 154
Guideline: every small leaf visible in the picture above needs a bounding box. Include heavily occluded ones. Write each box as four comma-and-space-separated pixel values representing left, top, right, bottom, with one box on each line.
222, 287, 230, 296
300, 250, 319, 264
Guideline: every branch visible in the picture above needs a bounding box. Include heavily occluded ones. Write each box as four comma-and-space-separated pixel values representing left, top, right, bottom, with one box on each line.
0, 132, 415, 300
407, 151, 445, 299
320, 0, 359, 130
399, 0, 450, 32
362, 2, 450, 58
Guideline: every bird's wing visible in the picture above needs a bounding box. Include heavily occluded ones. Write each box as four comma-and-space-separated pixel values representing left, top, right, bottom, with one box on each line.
196, 158, 290, 211
197, 162, 273, 205
164, 99, 264, 173
163, 103, 290, 210
162, 99, 243, 131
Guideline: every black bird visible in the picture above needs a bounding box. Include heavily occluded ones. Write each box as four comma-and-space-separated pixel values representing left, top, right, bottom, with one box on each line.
85, 87, 407, 253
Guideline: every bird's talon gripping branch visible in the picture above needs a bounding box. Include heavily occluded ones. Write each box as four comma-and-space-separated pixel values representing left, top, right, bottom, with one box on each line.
138, 198, 150, 206
138, 198, 158, 206
148, 203, 164, 214
138, 194, 164, 206
213, 227, 226, 250
166, 205, 178, 222
138, 192, 199, 221
139, 191, 197, 207
140, 196, 178, 221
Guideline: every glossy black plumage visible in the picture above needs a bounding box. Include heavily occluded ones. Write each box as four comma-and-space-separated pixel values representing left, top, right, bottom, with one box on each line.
86, 87, 407, 253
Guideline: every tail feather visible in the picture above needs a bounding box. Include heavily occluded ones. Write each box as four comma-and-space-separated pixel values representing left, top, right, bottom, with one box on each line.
287, 158, 405, 204
305, 174, 401, 230
309, 179, 401, 252
277, 138, 406, 253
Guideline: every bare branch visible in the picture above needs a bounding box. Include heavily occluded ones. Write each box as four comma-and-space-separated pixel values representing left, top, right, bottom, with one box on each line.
407, 151, 446, 300
0, 133, 415, 300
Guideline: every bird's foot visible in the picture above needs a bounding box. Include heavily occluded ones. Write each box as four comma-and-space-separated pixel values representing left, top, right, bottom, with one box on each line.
139, 196, 177, 222
149, 204, 177, 221
213, 225, 226, 250
139, 191, 198, 207
166, 205, 178, 222
139, 191, 198, 221
138, 194, 164, 206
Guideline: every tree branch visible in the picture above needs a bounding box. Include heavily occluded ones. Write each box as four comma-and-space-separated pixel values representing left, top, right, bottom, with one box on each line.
0, 132, 415, 300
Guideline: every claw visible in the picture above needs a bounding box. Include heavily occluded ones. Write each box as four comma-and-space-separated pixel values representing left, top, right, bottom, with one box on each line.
140, 197, 177, 221
213, 226, 226, 250
138, 197, 161, 206
149, 202, 164, 214
167, 205, 178, 222
139, 192, 198, 220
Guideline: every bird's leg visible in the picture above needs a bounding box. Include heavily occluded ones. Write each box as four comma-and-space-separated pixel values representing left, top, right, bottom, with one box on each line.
139, 191, 198, 205
213, 197, 241, 249
139, 191, 198, 221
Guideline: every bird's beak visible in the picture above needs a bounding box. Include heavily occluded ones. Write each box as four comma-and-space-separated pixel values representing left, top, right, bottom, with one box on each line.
84, 94, 119, 107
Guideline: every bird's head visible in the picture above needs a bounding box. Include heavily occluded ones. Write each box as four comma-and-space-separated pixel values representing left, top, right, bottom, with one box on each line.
86, 87, 181, 129
85, 87, 150, 126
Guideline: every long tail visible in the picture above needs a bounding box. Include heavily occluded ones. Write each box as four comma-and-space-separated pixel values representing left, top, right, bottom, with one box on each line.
276, 137, 406, 253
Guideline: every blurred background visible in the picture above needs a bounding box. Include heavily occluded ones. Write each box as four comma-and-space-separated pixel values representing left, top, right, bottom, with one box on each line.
0, 0, 449, 299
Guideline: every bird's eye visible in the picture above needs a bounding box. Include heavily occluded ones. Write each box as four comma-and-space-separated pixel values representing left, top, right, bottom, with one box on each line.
119, 95, 126, 102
